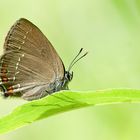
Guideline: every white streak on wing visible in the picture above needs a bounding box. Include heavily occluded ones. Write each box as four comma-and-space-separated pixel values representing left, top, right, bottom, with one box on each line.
15, 71, 19, 75
21, 54, 25, 57
15, 62, 19, 70
23, 35, 26, 39
21, 41, 25, 44
13, 76, 16, 81
18, 57, 21, 61
13, 53, 25, 81
13, 84, 35, 93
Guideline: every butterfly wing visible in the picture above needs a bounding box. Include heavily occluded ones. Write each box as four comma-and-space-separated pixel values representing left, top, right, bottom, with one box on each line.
0, 18, 65, 100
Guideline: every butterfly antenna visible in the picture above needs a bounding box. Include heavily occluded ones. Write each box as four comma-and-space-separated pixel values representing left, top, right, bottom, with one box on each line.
68, 48, 88, 72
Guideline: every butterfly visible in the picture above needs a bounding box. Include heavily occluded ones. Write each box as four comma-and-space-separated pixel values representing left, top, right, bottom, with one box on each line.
0, 18, 87, 101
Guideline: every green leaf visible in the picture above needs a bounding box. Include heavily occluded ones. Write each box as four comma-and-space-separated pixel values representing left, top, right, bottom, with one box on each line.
0, 89, 140, 135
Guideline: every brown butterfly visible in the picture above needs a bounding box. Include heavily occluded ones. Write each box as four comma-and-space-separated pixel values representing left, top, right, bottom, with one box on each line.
0, 18, 87, 101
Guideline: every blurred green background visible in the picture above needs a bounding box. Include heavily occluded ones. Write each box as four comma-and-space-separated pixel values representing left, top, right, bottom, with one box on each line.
0, 0, 140, 140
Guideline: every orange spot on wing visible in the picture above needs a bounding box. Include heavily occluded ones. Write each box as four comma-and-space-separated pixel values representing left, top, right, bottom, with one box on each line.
2, 76, 8, 82
7, 86, 14, 95
1, 68, 7, 73
2, 64, 8, 67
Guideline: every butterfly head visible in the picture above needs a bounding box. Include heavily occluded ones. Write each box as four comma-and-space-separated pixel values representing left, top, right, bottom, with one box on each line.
64, 71, 73, 82
62, 48, 88, 89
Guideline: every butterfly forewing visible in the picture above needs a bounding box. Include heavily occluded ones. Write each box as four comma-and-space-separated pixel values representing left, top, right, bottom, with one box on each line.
0, 18, 65, 100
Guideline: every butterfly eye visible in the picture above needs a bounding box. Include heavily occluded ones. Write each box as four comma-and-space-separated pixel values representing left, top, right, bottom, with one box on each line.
67, 72, 73, 81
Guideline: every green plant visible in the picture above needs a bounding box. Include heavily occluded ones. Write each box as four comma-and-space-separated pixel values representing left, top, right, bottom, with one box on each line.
0, 89, 140, 135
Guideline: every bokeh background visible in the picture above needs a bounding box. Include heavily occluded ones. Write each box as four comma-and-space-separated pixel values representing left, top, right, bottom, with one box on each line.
0, 0, 140, 140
